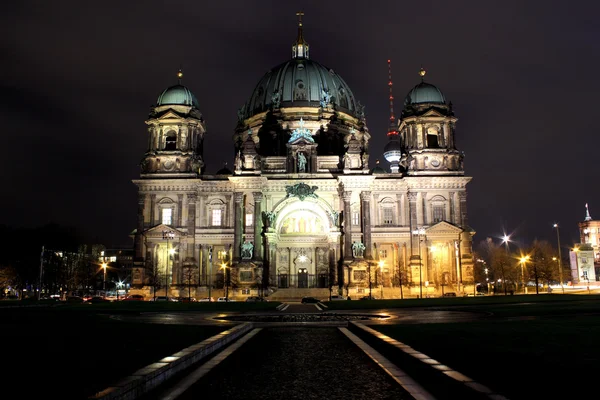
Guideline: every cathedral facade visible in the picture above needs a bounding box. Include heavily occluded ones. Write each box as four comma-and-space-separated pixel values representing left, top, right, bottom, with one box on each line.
131, 18, 475, 300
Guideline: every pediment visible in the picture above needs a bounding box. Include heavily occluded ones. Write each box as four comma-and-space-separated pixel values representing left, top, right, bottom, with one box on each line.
157, 111, 185, 121
421, 109, 445, 118
144, 224, 186, 238
425, 221, 463, 235
288, 137, 316, 146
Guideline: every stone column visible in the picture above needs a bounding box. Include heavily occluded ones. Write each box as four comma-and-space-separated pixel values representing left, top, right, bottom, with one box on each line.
186, 193, 197, 261
360, 191, 372, 259
177, 194, 183, 227
134, 193, 146, 261
233, 192, 244, 260
150, 194, 156, 225
459, 191, 468, 227
252, 192, 263, 261
396, 193, 403, 226
199, 194, 207, 227
416, 192, 424, 227
343, 191, 353, 260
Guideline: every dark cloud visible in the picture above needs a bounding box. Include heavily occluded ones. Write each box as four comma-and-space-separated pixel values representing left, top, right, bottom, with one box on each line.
3, 0, 599, 249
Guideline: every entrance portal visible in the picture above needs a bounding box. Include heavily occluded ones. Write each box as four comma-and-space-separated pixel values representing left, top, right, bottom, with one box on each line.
298, 268, 308, 288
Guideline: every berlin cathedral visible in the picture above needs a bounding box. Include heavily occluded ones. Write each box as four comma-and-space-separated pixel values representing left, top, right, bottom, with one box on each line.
130, 15, 474, 300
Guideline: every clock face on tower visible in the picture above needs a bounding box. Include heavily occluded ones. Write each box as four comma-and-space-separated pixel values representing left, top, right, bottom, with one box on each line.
430, 158, 440, 168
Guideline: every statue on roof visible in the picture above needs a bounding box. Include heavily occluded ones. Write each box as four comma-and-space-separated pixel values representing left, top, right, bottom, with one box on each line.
320, 88, 332, 108
271, 89, 282, 109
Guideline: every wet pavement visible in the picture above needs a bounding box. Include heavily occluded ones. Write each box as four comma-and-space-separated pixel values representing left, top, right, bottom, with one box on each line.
171, 327, 413, 400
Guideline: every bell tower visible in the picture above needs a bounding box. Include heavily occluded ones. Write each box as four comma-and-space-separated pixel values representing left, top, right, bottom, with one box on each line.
399, 68, 464, 175
141, 70, 207, 177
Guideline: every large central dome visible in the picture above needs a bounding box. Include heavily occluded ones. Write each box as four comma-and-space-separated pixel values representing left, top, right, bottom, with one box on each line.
244, 59, 358, 118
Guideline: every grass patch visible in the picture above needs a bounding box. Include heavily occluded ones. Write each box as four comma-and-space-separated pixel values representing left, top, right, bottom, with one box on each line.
368, 299, 600, 399
1, 307, 227, 399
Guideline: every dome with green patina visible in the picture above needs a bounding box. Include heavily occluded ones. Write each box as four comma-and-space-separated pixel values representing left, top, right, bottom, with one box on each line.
244, 59, 358, 118
404, 82, 446, 106
371, 160, 388, 174
157, 84, 199, 108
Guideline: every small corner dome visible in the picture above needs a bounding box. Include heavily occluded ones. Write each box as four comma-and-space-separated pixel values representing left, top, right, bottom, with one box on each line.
404, 82, 446, 106
157, 84, 199, 108
371, 160, 387, 174
216, 166, 233, 175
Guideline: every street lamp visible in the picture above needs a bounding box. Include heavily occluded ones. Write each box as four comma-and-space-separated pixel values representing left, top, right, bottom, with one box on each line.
162, 230, 175, 298
102, 262, 107, 291
221, 262, 229, 301
500, 235, 511, 295
378, 260, 385, 299
413, 227, 426, 299
553, 224, 564, 294
520, 256, 530, 294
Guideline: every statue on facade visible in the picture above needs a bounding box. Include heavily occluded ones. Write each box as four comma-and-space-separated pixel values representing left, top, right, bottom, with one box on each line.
241, 241, 254, 259
263, 211, 277, 228
297, 152, 307, 173
352, 241, 366, 258
237, 104, 246, 124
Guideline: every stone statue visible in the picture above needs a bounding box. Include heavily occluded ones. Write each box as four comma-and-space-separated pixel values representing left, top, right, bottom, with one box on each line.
320, 88, 332, 108
237, 104, 246, 123
361, 153, 369, 169
234, 151, 243, 171
263, 211, 277, 227
352, 241, 366, 258
356, 101, 365, 120
271, 89, 282, 109
241, 241, 254, 259
297, 152, 307, 173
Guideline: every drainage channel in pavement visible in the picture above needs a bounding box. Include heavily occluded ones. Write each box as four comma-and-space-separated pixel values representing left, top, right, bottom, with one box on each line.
148, 326, 419, 400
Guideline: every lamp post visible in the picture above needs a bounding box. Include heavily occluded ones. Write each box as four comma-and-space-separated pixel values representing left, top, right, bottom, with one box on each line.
162, 230, 175, 298
520, 256, 529, 294
413, 227, 425, 299
500, 235, 511, 295
102, 262, 107, 292
553, 224, 565, 294
220, 250, 229, 301
378, 260, 385, 299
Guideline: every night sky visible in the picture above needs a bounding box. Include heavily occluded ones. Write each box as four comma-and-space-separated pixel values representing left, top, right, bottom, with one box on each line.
3, 1, 599, 251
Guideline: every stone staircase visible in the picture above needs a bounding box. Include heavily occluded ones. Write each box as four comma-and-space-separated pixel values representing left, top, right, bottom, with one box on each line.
268, 288, 332, 302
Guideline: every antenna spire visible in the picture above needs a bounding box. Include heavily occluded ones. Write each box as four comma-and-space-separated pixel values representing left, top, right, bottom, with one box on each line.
387, 59, 397, 136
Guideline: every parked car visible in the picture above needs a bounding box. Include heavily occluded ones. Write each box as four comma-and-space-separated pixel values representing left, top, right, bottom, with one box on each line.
441, 292, 457, 297
198, 297, 215, 302
245, 296, 268, 302
329, 295, 348, 301
178, 297, 197, 303
359, 295, 376, 300
122, 294, 145, 301
217, 297, 236, 302
152, 296, 175, 302
66, 296, 84, 303
301, 296, 321, 304
87, 296, 110, 304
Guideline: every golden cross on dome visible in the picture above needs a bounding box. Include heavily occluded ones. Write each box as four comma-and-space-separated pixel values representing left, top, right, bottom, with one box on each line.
296, 11, 304, 26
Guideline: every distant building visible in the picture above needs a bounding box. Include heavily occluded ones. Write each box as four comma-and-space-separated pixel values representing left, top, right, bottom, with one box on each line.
574, 204, 600, 283
130, 15, 474, 300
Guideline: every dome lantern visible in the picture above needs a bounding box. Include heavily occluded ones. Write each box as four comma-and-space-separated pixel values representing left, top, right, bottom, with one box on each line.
292, 11, 309, 59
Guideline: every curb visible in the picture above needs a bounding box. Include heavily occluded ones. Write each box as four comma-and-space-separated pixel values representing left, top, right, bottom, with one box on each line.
89, 322, 254, 400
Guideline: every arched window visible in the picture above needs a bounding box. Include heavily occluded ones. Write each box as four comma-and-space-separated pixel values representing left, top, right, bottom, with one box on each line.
430, 195, 447, 223
208, 199, 226, 227
158, 197, 176, 226
379, 197, 396, 225
165, 130, 177, 150
426, 126, 440, 148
